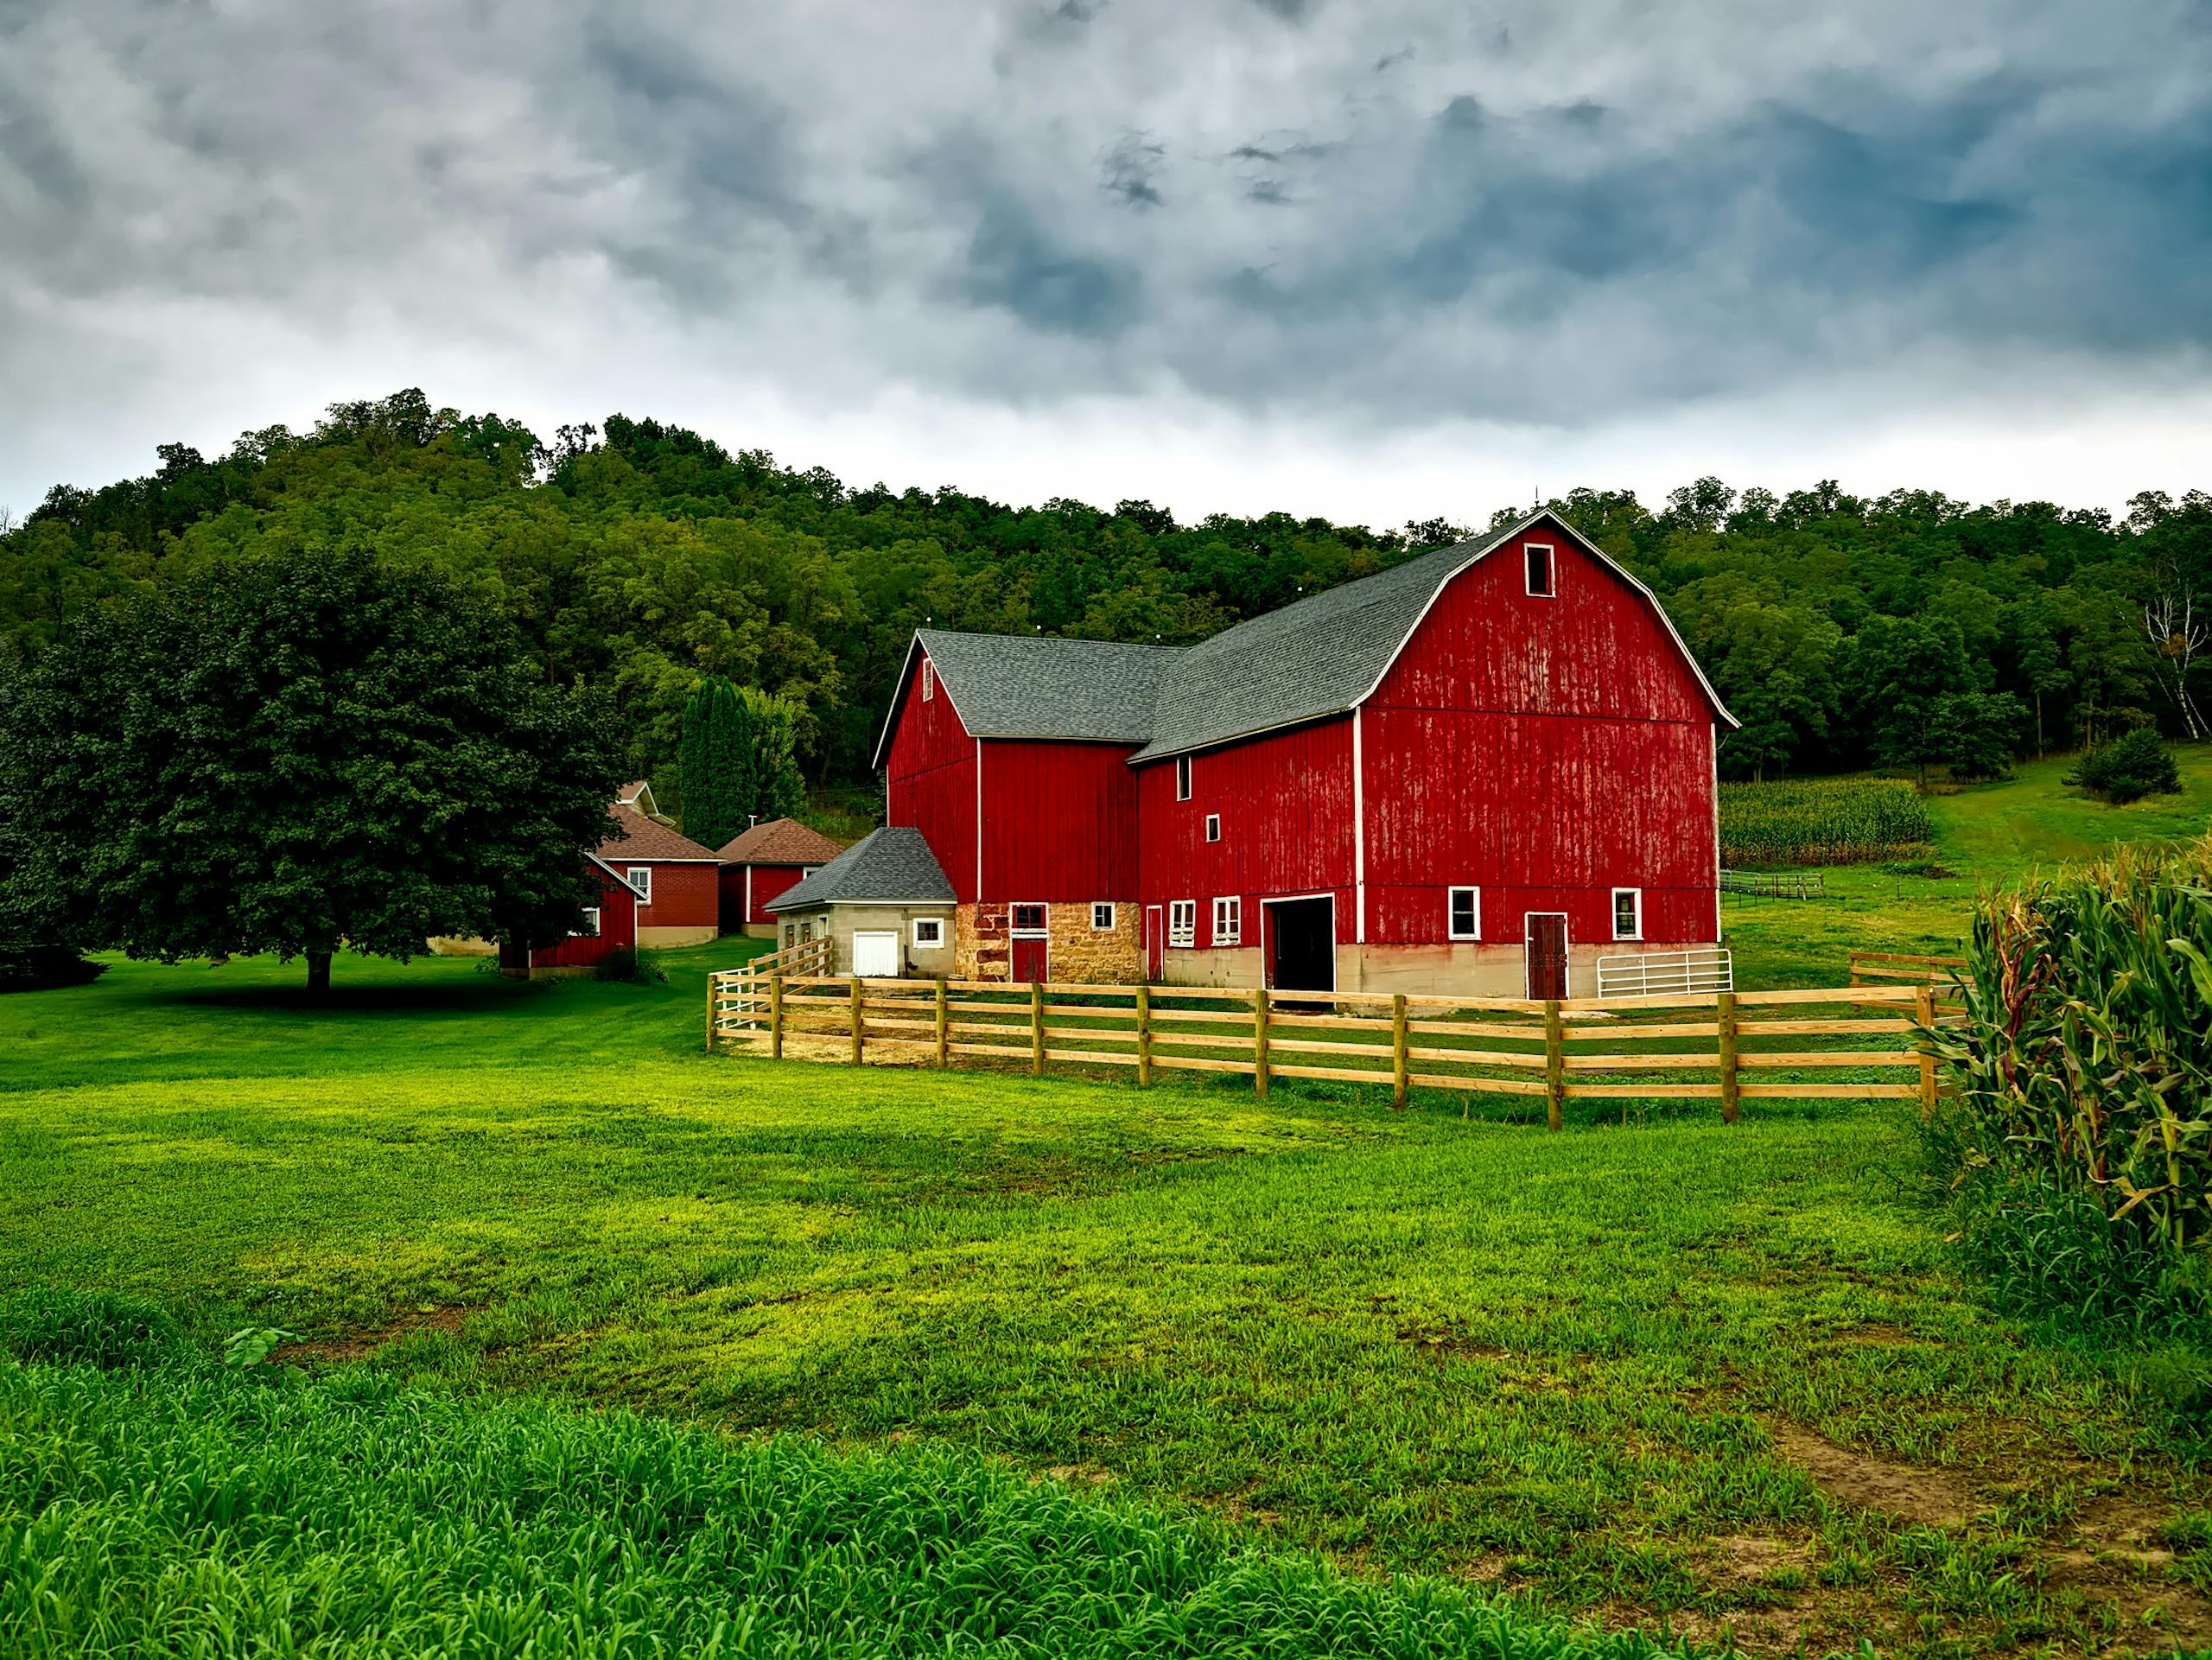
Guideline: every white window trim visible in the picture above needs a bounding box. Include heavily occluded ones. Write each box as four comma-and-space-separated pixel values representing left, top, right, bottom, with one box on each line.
626, 866, 652, 905
1524, 541, 1555, 598
1446, 886, 1481, 941
575, 906, 601, 940
1205, 813, 1221, 843
920, 660, 935, 701
912, 917, 945, 948
1168, 900, 1196, 949
1010, 902, 1048, 937
1174, 755, 1193, 801
1212, 896, 1241, 946
1090, 901, 1116, 932
1611, 887, 1643, 942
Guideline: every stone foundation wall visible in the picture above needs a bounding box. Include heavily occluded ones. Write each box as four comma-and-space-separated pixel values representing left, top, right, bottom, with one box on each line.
955, 901, 1141, 983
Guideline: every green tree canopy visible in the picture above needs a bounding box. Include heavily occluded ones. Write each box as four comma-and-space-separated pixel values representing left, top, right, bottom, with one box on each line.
7, 548, 622, 988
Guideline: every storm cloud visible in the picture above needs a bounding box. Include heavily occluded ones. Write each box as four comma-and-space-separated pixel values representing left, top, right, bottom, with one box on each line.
3, 0, 2209, 514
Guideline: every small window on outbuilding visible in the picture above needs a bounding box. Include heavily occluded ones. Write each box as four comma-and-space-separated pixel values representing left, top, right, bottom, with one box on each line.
626, 867, 652, 905
1525, 542, 1554, 597
1091, 902, 1116, 931
1175, 755, 1193, 801
921, 660, 935, 701
1447, 887, 1479, 941
1205, 813, 1221, 843
575, 906, 601, 939
912, 917, 945, 948
1612, 887, 1643, 941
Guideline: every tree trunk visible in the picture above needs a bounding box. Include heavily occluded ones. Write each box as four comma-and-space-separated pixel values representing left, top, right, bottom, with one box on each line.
306, 951, 332, 993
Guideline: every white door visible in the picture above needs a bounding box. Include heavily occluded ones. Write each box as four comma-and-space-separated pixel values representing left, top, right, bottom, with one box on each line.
852, 930, 899, 977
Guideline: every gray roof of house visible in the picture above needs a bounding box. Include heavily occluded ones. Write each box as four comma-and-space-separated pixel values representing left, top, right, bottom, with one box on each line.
869, 629, 1179, 766
868, 512, 1733, 772
766, 826, 957, 912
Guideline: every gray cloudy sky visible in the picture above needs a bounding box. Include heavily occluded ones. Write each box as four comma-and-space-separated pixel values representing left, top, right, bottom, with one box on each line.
3, 0, 2210, 525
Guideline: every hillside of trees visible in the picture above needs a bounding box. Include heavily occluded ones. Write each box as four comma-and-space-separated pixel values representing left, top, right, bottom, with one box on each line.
6, 388, 2209, 811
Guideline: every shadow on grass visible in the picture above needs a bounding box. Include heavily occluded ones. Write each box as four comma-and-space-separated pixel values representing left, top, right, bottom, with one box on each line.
124, 979, 562, 1018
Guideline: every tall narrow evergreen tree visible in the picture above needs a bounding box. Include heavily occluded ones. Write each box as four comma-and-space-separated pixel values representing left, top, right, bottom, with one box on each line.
677, 677, 745, 849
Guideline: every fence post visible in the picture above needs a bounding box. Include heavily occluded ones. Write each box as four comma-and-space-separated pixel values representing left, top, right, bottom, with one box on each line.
934, 977, 950, 1068
705, 971, 719, 1055
1136, 985, 1153, 1086
770, 973, 785, 1062
1718, 989, 1739, 1125
849, 976, 863, 1065
1253, 987, 1271, 1098
1030, 980, 1046, 1077
1391, 993, 1408, 1110
1915, 985, 1938, 1118
1543, 999, 1565, 1133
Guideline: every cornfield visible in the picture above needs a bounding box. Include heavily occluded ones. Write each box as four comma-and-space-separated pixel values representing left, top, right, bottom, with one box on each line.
1925, 841, 2212, 1333
1719, 778, 1936, 867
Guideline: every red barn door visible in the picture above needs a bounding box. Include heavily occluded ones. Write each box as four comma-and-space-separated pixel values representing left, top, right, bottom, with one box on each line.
1010, 903, 1048, 983
1525, 913, 1568, 999
1143, 906, 1164, 980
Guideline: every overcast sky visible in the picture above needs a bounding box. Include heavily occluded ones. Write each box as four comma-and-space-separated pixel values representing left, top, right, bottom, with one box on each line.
3, 0, 2210, 527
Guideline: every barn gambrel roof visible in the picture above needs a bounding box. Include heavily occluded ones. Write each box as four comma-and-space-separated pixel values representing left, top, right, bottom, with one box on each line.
869, 510, 1734, 772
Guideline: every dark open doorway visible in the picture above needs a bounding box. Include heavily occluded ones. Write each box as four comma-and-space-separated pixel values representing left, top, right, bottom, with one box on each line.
1266, 896, 1336, 993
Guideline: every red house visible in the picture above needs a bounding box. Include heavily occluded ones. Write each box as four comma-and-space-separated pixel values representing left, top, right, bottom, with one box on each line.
499, 853, 639, 976
872, 510, 1735, 997
715, 817, 848, 937
596, 805, 722, 947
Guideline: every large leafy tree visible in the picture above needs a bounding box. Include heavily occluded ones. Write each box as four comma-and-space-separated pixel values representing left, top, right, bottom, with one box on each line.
10, 548, 622, 989
731, 685, 806, 825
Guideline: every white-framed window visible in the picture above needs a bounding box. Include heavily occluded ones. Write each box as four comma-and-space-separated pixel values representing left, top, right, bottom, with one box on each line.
1011, 902, 1046, 934
1447, 886, 1480, 941
783, 924, 796, 949
1168, 900, 1197, 948
574, 906, 601, 939
1611, 887, 1643, 941
1212, 896, 1241, 945
1174, 755, 1192, 801
1205, 813, 1221, 843
920, 659, 935, 701
626, 866, 652, 904
1091, 901, 1116, 931
912, 917, 945, 948
1525, 542, 1555, 597
799, 920, 812, 944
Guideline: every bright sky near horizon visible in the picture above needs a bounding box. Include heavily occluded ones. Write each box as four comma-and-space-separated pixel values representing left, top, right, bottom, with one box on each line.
3, 0, 2209, 527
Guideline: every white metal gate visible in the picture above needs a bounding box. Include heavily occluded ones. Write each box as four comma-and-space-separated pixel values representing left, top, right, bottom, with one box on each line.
1595, 948, 1732, 998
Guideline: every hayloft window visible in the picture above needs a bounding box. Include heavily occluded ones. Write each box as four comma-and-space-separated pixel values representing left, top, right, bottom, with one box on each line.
1525, 543, 1554, 597
1205, 814, 1222, 843
912, 917, 944, 947
626, 867, 652, 904
920, 660, 935, 701
1174, 755, 1192, 801
1212, 896, 1241, 945
1011, 902, 1046, 934
1447, 887, 1480, 941
1169, 900, 1196, 948
1611, 887, 1643, 941
1091, 902, 1116, 931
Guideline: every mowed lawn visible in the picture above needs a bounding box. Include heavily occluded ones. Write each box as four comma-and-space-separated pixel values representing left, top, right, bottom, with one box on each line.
6, 949, 2212, 1656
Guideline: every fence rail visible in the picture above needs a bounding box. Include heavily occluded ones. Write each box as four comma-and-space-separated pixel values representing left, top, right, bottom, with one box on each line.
1847, 950, 1967, 988
704, 934, 832, 1048
1719, 869, 1827, 900
709, 971, 1952, 1128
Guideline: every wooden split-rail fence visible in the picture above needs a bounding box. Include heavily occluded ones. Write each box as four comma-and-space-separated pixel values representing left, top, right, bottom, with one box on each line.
708, 970, 1961, 1128
1848, 950, 1967, 988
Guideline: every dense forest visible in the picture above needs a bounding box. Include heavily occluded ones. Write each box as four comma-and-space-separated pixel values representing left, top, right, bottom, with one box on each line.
5, 389, 2209, 814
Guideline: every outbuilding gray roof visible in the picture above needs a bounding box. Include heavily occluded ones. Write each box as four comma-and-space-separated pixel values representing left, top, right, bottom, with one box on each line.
869, 630, 1179, 767
766, 826, 957, 912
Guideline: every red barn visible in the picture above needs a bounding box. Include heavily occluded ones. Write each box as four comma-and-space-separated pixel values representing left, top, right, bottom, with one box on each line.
596, 805, 722, 947
499, 853, 639, 977
872, 510, 1735, 997
716, 817, 848, 938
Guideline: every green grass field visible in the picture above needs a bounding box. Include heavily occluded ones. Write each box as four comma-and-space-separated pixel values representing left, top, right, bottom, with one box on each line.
4, 753, 2211, 1657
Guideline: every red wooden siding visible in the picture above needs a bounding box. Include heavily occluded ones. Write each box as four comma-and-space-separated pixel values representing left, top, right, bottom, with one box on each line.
531, 865, 639, 970
1135, 717, 1355, 943
603, 859, 719, 930
1359, 525, 1718, 946
884, 651, 979, 903
719, 862, 813, 925
980, 739, 1140, 902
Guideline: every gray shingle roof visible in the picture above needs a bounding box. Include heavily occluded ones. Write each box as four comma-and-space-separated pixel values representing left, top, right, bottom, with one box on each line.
766, 827, 956, 912
869, 630, 1179, 766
